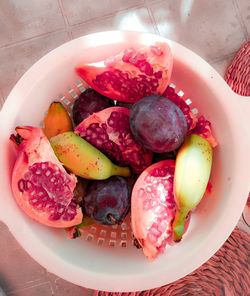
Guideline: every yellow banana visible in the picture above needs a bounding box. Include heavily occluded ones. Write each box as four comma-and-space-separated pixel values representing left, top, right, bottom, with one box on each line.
50, 132, 131, 180
173, 134, 213, 241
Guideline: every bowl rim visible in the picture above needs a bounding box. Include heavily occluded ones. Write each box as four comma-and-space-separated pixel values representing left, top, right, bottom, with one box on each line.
0, 30, 249, 292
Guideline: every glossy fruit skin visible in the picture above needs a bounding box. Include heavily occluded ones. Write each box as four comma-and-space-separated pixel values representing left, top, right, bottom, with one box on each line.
83, 176, 130, 225
163, 86, 217, 147
75, 106, 153, 174
11, 126, 82, 228
43, 102, 73, 139
173, 134, 213, 241
129, 95, 188, 153
50, 131, 131, 180
76, 42, 173, 103
72, 88, 114, 125
131, 160, 176, 260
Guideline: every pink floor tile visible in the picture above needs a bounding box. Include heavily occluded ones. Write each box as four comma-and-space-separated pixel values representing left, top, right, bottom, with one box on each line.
48, 275, 93, 296
61, 0, 144, 25
150, 0, 246, 61
235, 0, 250, 37
0, 223, 47, 294
71, 7, 156, 39
210, 54, 236, 78
0, 89, 4, 110
0, 31, 70, 101
0, 0, 65, 47
0, 222, 94, 295
7, 282, 53, 296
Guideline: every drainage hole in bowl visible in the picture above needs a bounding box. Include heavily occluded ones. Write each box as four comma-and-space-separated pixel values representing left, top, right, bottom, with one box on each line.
42, 80, 199, 249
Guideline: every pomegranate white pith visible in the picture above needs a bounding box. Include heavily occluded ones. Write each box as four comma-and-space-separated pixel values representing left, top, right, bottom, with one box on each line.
76, 42, 173, 103
131, 160, 176, 260
75, 107, 152, 174
11, 126, 82, 228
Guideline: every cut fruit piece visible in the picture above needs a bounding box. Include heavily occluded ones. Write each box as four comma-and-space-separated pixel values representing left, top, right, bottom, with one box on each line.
76, 42, 173, 103
11, 126, 82, 228
131, 160, 176, 260
75, 107, 153, 174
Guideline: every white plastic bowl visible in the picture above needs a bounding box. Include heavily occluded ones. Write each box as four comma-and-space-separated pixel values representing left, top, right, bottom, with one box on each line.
0, 31, 249, 292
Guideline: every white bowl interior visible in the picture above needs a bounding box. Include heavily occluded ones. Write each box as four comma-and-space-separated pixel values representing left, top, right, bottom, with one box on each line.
0, 31, 249, 292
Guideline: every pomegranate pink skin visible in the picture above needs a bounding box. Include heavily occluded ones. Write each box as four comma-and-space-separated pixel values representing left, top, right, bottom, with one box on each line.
75, 107, 153, 174
11, 126, 83, 228
131, 160, 176, 260
76, 42, 173, 103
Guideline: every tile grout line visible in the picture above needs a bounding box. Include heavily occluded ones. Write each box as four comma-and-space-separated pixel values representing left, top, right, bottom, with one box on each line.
0, 0, 71, 49
146, 0, 240, 67
45, 271, 59, 295
146, 3, 160, 34
5, 281, 53, 296
3, 268, 49, 294
0, 28, 69, 50
145, 0, 165, 6
65, 3, 149, 28
232, 0, 249, 40
207, 51, 238, 64
57, 0, 73, 39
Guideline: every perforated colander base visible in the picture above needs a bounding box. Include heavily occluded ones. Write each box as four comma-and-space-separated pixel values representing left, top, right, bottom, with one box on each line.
42, 79, 198, 249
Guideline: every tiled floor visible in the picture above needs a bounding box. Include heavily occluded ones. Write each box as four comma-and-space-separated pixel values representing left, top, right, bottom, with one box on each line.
0, 0, 249, 295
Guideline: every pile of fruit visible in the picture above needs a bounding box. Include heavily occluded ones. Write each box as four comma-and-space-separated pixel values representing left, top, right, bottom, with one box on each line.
10, 42, 217, 260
